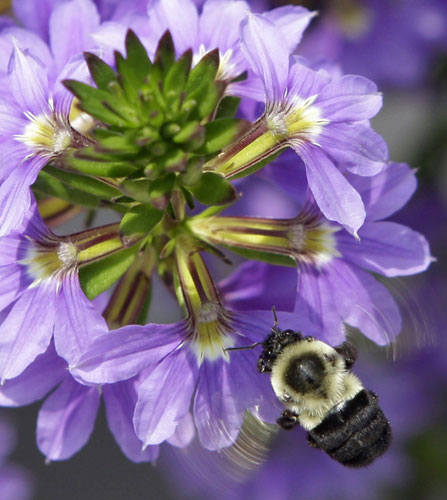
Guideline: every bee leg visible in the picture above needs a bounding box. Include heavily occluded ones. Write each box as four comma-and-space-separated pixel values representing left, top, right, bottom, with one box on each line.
334, 341, 358, 369
277, 409, 299, 430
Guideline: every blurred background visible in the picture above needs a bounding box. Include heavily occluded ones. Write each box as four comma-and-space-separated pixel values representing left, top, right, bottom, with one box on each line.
2, 0, 447, 499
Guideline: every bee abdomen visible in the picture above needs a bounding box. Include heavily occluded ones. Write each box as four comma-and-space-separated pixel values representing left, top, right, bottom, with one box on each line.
307, 390, 392, 467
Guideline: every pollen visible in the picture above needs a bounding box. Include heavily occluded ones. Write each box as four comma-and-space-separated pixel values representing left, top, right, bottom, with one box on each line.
15, 110, 73, 158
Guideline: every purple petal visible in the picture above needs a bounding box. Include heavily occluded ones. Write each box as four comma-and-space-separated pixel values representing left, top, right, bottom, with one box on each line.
134, 349, 198, 447
49, 0, 100, 71
0, 343, 66, 406
0, 155, 48, 237
294, 265, 347, 346
264, 5, 316, 52
147, 0, 199, 55
72, 322, 184, 384
219, 261, 296, 312
240, 13, 289, 103
0, 265, 26, 312
103, 380, 159, 463
8, 43, 49, 116
0, 27, 52, 73
350, 162, 417, 221
288, 58, 330, 100
316, 75, 382, 121
319, 123, 388, 176
194, 360, 243, 450
166, 412, 195, 448
298, 145, 366, 236
0, 284, 57, 382
12, 0, 62, 42
339, 221, 432, 277
36, 375, 100, 460
327, 260, 402, 345
199, 0, 248, 53
53, 274, 108, 366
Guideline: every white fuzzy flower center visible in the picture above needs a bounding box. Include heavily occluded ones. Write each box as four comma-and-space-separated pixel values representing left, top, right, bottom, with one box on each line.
267, 95, 329, 145
15, 107, 73, 158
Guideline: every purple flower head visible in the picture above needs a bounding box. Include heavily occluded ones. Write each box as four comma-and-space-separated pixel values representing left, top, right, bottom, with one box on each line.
230, 13, 389, 236
72, 237, 316, 451
0, 203, 109, 381
0, 414, 33, 500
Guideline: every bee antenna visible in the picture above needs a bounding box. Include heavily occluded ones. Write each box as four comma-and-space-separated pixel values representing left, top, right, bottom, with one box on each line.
272, 306, 278, 327
225, 342, 263, 351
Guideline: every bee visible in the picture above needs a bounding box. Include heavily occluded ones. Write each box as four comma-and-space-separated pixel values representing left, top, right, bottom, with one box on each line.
227, 310, 392, 467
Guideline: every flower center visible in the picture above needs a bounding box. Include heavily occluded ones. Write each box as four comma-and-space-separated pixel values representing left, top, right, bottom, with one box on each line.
15, 108, 73, 158
21, 237, 78, 287
189, 302, 235, 364
267, 95, 328, 145
289, 221, 340, 267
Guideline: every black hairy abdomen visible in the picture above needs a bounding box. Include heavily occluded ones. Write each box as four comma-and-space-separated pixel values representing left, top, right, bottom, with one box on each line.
307, 390, 392, 467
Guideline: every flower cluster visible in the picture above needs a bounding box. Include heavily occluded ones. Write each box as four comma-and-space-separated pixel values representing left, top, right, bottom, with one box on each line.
0, 0, 432, 466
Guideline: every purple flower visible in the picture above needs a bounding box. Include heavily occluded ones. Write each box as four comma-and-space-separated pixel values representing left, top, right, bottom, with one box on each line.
212, 158, 432, 346
232, 13, 389, 235
0, 342, 160, 462
0, 1, 100, 234
0, 415, 33, 500
0, 205, 107, 381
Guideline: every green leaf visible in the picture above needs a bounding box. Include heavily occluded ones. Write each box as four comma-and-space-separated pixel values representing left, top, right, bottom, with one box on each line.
33, 170, 100, 208
79, 245, 139, 299
190, 172, 237, 205
119, 204, 163, 237
84, 52, 117, 91
120, 178, 152, 204
185, 50, 220, 119
155, 30, 175, 72
125, 29, 153, 79
43, 165, 121, 199
64, 79, 129, 127
197, 118, 250, 154
148, 173, 176, 209
163, 49, 192, 103
215, 96, 241, 119
172, 121, 204, 147
68, 152, 138, 178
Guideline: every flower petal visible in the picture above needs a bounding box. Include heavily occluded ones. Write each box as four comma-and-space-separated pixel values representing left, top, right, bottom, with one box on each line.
328, 260, 402, 345
147, 0, 199, 55
294, 265, 347, 345
72, 322, 184, 384
264, 5, 316, 52
316, 75, 382, 121
12, 0, 61, 42
339, 221, 432, 277
36, 375, 100, 460
350, 162, 417, 221
240, 13, 289, 103
319, 123, 388, 176
103, 380, 159, 463
166, 412, 195, 448
193, 360, 243, 450
53, 274, 108, 366
8, 43, 49, 116
0, 344, 66, 407
134, 349, 198, 447
49, 0, 100, 71
0, 284, 56, 382
298, 145, 366, 236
